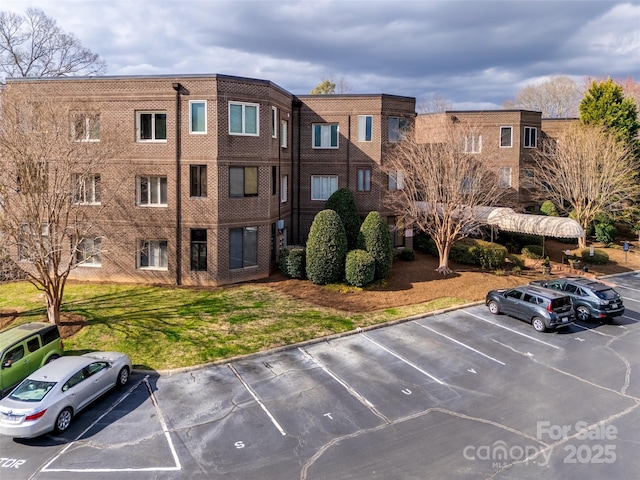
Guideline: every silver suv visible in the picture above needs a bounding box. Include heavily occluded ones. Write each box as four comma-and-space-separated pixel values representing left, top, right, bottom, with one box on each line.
486, 285, 575, 332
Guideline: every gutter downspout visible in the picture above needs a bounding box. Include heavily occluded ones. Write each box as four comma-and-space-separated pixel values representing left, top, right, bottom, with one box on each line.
293, 98, 302, 244
172, 82, 182, 285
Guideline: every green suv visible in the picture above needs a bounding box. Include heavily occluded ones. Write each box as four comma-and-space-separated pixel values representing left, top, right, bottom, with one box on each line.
0, 322, 64, 397
531, 277, 625, 322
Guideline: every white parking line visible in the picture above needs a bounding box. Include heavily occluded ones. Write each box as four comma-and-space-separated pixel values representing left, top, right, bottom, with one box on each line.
299, 348, 389, 424
571, 323, 614, 337
362, 334, 445, 385
413, 321, 506, 365
462, 311, 560, 349
41, 375, 181, 473
228, 364, 287, 436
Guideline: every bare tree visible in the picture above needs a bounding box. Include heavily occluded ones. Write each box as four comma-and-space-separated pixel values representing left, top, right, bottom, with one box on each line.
0, 8, 107, 77
533, 123, 640, 248
0, 83, 124, 325
383, 122, 507, 275
503, 76, 582, 118
416, 93, 453, 114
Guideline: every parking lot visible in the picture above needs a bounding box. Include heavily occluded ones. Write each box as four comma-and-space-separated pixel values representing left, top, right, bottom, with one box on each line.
3, 272, 640, 479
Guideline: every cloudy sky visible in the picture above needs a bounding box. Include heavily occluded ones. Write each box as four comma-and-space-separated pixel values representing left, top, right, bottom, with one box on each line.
3, 0, 640, 109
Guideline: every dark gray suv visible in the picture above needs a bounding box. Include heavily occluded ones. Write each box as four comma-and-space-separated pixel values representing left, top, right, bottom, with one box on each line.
530, 277, 624, 322
486, 285, 575, 332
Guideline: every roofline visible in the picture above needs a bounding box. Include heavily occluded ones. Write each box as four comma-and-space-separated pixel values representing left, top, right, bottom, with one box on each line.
296, 93, 415, 102
4, 73, 294, 97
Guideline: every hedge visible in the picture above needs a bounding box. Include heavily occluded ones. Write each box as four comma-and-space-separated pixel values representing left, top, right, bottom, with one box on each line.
357, 211, 393, 280
450, 238, 507, 269
345, 249, 376, 287
579, 248, 609, 265
521, 244, 544, 259
279, 247, 306, 279
306, 209, 348, 285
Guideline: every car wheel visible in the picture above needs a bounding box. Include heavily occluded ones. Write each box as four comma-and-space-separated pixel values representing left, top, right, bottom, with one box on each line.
55, 408, 73, 433
116, 366, 130, 388
488, 301, 500, 315
576, 306, 591, 322
45, 354, 60, 364
532, 317, 547, 332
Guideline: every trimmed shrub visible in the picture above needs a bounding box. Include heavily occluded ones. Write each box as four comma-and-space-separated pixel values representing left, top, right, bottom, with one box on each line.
414, 231, 438, 256
399, 249, 415, 261
540, 200, 559, 216
450, 239, 507, 269
287, 247, 306, 279
507, 253, 525, 268
579, 248, 609, 265
345, 249, 376, 287
358, 211, 393, 280
306, 210, 348, 285
279, 247, 291, 275
595, 223, 617, 245
497, 231, 542, 253
325, 188, 361, 250
521, 244, 544, 259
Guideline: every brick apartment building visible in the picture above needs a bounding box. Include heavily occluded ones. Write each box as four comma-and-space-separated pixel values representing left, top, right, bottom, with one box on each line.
0, 73, 573, 287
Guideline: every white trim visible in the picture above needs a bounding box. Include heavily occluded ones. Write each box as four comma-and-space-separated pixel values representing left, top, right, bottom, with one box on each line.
228, 101, 260, 136
189, 100, 207, 134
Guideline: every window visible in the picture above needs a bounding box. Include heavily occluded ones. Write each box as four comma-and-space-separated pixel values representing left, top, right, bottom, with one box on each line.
190, 229, 207, 271
229, 226, 258, 269
358, 115, 372, 142
139, 240, 168, 270
190, 101, 207, 134
73, 113, 100, 141
229, 167, 258, 197
190, 165, 207, 197
464, 134, 482, 153
521, 168, 535, 188
313, 124, 339, 149
272, 107, 278, 138
500, 126, 512, 147
498, 167, 512, 188
72, 174, 101, 204
229, 101, 258, 135
281, 175, 288, 203
75, 237, 102, 266
524, 126, 537, 148
388, 171, 404, 190
388, 117, 408, 142
138, 176, 168, 206
271, 166, 277, 196
18, 223, 49, 262
281, 120, 288, 148
311, 175, 338, 200
136, 111, 167, 141
357, 168, 371, 192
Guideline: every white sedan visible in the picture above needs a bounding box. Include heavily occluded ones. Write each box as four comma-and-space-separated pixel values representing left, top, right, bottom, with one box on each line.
0, 351, 131, 439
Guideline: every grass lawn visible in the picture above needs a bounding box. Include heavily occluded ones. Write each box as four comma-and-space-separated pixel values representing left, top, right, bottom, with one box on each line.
0, 281, 463, 371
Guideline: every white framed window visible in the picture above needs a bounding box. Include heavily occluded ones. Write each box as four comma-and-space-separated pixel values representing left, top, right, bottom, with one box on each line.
75, 237, 101, 267
281, 174, 288, 203
229, 101, 259, 136
136, 111, 167, 142
189, 101, 207, 134
138, 240, 168, 270
72, 174, 101, 204
498, 167, 512, 188
229, 226, 258, 269
138, 176, 168, 206
358, 115, 372, 142
311, 175, 338, 200
272, 107, 278, 138
357, 168, 371, 192
388, 117, 408, 142
388, 170, 405, 190
281, 120, 288, 148
464, 134, 482, 153
524, 126, 537, 148
72, 113, 100, 142
500, 126, 512, 147
313, 124, 338, 149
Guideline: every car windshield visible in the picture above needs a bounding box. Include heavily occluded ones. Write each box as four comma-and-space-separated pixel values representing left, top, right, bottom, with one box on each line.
9, 379, 57, 402
595, 289, 618, 300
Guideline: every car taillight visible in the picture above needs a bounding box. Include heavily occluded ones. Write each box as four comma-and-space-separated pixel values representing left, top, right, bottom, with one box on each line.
25, 409, 47, 422
547, 302, 553, 313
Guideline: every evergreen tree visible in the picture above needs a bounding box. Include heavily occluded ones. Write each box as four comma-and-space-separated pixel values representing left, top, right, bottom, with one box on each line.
358, 211, 393, 280
306, 210, 348, 285
325, 188, 361, 250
